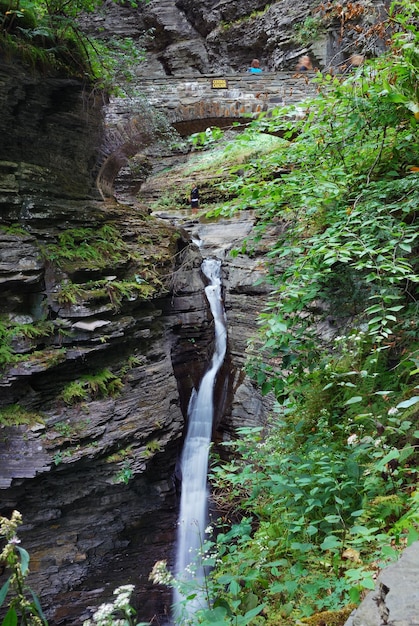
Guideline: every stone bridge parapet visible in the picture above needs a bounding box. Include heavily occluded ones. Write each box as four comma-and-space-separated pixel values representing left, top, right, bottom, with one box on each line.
135, 72, 317, 127
99, 72, 318, 196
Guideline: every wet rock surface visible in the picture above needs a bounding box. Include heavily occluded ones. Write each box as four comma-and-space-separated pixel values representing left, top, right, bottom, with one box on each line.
344, 540, 419, 626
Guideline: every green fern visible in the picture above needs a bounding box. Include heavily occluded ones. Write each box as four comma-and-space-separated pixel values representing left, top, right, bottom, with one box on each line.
60, 380, 88, 405
60, 369, 123, 405
0, 404, 44, 426
10, 321, 55, 340
41, 225, 129, 270
366, 495, 407, 527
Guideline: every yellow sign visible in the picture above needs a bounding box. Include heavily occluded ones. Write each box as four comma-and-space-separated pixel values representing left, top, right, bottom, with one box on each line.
211, 78, 228, 89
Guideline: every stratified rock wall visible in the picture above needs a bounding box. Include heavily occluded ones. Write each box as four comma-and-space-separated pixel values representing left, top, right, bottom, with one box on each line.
0, 63, 103, 202
0, 59, 211, 624
0, 54, 272, 624
82, 0, 390, 77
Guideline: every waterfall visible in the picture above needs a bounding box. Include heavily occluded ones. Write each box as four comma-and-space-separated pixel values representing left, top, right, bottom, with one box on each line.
174, 257, 227, 622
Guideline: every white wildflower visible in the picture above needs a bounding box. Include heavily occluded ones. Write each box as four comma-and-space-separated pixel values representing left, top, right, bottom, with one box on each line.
9, 535, 21, 545
92, 602, 115, 624
347, 434, 359, 446
114, 585, 134, 596
149, 560, 174, 586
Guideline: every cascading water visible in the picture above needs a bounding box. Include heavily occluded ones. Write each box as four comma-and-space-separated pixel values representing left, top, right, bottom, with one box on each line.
174, 257, 227, 622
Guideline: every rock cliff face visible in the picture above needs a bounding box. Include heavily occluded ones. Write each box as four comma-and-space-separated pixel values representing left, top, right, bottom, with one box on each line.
83, 0, 389, 76
0, 58, 182, 622
0, 52, 271, 623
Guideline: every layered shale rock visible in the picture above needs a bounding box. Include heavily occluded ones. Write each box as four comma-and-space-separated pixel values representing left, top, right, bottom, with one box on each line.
0, 58, 206, 624
0, 55, 271, 623
82, 0, 389, 77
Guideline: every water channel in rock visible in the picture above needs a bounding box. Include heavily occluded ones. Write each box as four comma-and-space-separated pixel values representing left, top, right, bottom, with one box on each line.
173, 256, 228, 623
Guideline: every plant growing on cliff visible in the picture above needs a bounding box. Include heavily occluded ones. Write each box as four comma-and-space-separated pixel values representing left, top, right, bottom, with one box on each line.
0, 0, 148, 89
0, 404, 44, 427
60, 368, 123, 404
42, 223, 166, 308
41, 225, 129, 270
55, 276, 156, 311
0, 320, 18, 369
0, 318, 64, 370
0, 511, 48, 625
113, 461, 133, 485
292, 15, 323, 46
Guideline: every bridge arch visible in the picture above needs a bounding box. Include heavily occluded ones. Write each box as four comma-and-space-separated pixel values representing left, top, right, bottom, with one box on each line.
97, 73, 316, 197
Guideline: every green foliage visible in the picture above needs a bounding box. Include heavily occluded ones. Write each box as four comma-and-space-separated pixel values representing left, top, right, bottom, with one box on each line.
0, 223, 28, 235
0, 320, 18, 369
53, 418, 90, 438
0, 404, 44, 426
144, 439, 161, 456
84, 34, 148, 95
60, 368, 123, 404
204, 411, 418, 621
113, 461, 133, 485
42, 224, 162, 308
41, 225, 129, 270
0, 511, 48, 625
0, 0, 148, 90
164, 2, 419, 623
12, 320, 55, 340
0, 318, 58, 370
106, 446, 133, 463
56, 276, 156, 310
190, 127, 224, 149
292, 15, 323, 45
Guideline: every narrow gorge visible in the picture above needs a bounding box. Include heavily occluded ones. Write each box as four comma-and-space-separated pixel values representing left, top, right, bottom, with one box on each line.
2, 1, 418, 625
0, 54, 273, 623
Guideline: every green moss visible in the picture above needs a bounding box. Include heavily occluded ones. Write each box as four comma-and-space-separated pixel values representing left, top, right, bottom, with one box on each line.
298, 605, 357, 626
0, 404, 44, 427
41, 225, 130, 271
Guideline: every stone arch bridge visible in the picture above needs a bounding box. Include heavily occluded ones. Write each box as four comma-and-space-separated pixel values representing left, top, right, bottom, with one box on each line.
98, 72, 317, 196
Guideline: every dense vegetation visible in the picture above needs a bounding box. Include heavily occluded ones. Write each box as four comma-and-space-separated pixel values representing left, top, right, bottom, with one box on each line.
0, 0, 145, 90
163, 1, 418, 624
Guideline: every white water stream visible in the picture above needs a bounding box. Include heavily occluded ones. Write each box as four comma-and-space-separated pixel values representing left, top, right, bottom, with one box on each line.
174, 257, 227, 622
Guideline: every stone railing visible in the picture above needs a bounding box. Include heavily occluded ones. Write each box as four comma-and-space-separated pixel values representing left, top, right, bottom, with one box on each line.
136, 72, 318, 116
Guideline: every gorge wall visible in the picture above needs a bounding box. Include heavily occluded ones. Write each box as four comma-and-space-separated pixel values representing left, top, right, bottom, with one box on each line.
0, 56, 271, 623
83, 0, 390, 77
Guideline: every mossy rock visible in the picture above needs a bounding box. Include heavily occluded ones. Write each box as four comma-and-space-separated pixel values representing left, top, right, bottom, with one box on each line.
299, 605, 356, 626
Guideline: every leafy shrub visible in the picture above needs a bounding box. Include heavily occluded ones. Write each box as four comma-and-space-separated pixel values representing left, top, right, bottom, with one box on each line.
165, 2, 419, 623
